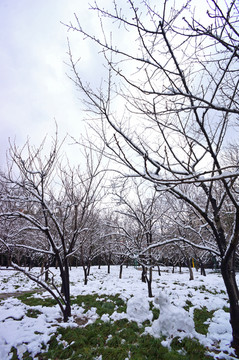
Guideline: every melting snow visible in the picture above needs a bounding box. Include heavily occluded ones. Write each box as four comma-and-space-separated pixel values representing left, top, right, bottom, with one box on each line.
0, 265, 237, 359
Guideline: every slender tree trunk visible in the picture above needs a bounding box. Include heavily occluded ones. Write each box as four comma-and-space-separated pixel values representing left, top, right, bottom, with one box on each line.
119, 264, 123, 279
83, 266, 88, 285
141, 266, 147, 283
7, 253, 11, 268
98, 255, 101, 269
195, 259, 199, 272
188, 258, 194, 280
45, 261, 49, 282
147, 267, 153, 298
28, 257, 32, 271
107, 263, 111, 274
200, 261, 206, 276
157, 265, 161, 276
59, 257, 71, 322
62, 266, 71, 322
221, 254, 239, 355
41, 260, 44, 276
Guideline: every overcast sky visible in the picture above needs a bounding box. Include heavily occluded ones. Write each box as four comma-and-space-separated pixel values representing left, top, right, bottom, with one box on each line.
0, 0, 102, 166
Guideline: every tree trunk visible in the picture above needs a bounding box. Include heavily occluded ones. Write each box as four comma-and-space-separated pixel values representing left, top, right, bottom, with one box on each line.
188, 258, 194, 280
83, 266, 88, 285
28, 258, 32, 271
147, 267, 153, 298
200, 261, 206, 276
221, 254, 239, 356
41, 261, 44, 276
141, 266, 147, 283
107, 263, 111, 274
157, 265, 161, 276
60, 263, 71, 322
119, 264, 123, 279
63, 301, 71, 322
45, 262, 49, 282
7, 254, 11, 268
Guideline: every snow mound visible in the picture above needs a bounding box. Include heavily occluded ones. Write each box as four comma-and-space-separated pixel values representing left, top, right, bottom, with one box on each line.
206, 309, 232, 349
126, 296, 152, 324
146, 291, 194, 338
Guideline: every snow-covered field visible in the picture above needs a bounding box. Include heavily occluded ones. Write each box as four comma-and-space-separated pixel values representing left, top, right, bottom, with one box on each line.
0, 265, 237, 359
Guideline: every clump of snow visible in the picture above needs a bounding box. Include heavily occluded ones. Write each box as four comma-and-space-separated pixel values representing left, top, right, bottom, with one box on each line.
203, 309, 232, 354
146, 291, 194, 339
61, 306, 99, 329
0, 298, 61, 359
126, 296, 153, 324
101, 313, 110, 322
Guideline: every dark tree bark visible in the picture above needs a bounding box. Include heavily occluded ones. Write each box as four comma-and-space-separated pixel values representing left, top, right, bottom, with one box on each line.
221, 252, 239, 356
119, 264, 123, 279
200, 261, 206, 277
188, 258, 194, 281
157, 265, 161, 276
141, 266, 147, 283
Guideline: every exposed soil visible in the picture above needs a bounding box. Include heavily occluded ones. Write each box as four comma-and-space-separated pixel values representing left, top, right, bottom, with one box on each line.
0, 289, 43, 300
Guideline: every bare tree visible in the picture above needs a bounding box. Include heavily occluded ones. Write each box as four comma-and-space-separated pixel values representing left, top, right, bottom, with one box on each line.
78, 213, 103, 285
111, 179, 165, 297
66, 0, 239, 352
0, 135, 106, 321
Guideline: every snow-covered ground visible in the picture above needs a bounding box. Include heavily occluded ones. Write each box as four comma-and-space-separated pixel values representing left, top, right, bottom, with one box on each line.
0, 265, 237, 359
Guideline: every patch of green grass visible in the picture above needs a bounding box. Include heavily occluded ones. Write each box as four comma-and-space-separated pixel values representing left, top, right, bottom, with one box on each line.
17, 293, 57, 307
11, 293, 215, 359
223, 306, 230, 313
171, 337, 213, 360
26, 309, 42, 318
184, 299, 193, 312
193, 284, 208, 293
104, 294, 126, 314
194, 307, 215, 335
39, 317, 213, 360
149, 301, 160, 320
193, 285, 225, 296
22, 351, 33, 360
10, 347, 18, 360
71, 293, 126, 316
10, 347, 33, 360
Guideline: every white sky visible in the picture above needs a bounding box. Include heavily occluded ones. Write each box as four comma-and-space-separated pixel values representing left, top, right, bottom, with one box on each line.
0, 0, 102, 166
1, 0, 234, 172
